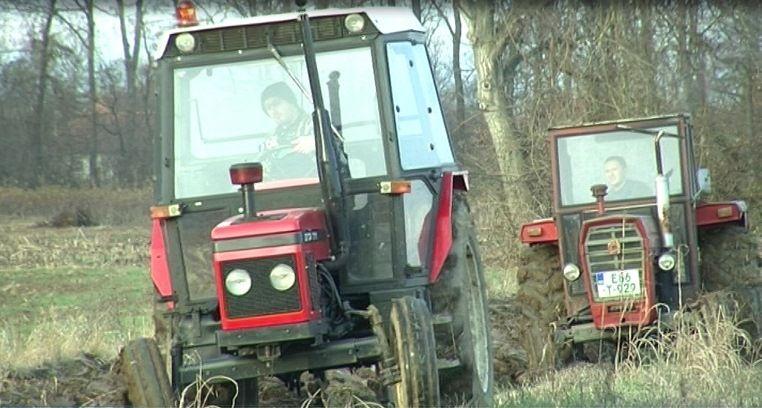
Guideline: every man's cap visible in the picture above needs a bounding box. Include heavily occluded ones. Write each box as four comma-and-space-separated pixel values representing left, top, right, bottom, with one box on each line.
261, 81, 297, 111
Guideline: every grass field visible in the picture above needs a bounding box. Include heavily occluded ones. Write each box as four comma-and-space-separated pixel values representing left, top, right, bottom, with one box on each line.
0, 187, 760, 406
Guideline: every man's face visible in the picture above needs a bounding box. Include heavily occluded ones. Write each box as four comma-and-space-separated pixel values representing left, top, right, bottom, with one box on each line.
264, 97, 298, 125
604, 160, 625, 188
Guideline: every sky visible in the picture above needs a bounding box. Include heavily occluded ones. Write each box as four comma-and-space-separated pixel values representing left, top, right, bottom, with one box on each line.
0, 2, 473, 87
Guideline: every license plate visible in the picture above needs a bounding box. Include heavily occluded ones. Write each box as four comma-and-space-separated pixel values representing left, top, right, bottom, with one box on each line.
594, 269, 641, 299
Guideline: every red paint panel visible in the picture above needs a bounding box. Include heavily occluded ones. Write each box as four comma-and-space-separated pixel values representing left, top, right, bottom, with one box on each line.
519, 218, 559, 245
579, 217, 656, 329
214, 244, 321, 330
150, 219, 174, 306
429, 172, 454, 283
212, 208, 328, 241
696, 201, 748, 230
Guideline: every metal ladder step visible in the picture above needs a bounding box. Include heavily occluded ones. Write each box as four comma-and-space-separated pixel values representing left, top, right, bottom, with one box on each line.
431, 313, 453, 326
436, 357, 461, 370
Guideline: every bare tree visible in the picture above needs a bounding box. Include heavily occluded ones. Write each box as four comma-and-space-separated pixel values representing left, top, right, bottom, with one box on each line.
431, 0, 465, 137
116, 0, 144, 184
458, 0, 536, 222
27, 0, 57, 188
84, 0, 99, 187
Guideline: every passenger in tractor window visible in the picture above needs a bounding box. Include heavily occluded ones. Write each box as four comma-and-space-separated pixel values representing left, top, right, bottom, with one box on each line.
603, 155, 651, 201
260, 81, 315, 155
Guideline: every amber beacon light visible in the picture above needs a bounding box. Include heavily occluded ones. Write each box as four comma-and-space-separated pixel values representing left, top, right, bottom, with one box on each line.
176, 0, 199, 27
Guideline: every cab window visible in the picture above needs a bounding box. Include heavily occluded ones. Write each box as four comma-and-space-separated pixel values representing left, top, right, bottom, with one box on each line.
386, 41, 454, 171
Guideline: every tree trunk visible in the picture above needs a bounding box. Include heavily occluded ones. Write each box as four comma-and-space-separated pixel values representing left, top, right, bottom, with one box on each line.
452, 0, 465, 135
118, 0, 144, 185
86, 0, 100, 187
460, 1, 535, 221
411, 0, 421, 22
28, 0, 56, 188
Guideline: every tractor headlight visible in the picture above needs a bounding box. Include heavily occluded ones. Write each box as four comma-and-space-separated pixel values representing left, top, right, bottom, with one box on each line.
563, 263, 581, 281
175, 33, 196, 53
269, 264, 296, 291
658, 252, 676, 271
225, 268, 252, 296
344, 14, 365, 33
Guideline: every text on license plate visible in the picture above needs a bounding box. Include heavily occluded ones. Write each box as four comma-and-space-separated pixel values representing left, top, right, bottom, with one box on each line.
594, 269, 641, 299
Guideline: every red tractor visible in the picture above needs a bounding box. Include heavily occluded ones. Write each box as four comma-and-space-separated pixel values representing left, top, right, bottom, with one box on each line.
519, 114, 759, 360
120, 3, 493, 406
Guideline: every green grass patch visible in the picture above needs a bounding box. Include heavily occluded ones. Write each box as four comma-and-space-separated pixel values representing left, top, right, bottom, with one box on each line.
0, 265, 154, 372
1, 266, 152, 330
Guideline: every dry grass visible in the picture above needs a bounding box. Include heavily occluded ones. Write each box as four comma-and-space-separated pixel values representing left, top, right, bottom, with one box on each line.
0, 218, 147, 269
0, 308, 152, 373
497, 292, 762, 407
0, 186, 151, 226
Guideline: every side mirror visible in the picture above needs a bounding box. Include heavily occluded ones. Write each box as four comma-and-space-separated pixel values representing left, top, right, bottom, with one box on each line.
697, 168, 711, 194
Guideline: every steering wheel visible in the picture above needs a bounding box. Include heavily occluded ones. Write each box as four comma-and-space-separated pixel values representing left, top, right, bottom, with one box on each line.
257, 144, 317, 180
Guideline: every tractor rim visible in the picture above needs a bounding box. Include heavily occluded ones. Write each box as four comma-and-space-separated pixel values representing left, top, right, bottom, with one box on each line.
466, 243, 490, 394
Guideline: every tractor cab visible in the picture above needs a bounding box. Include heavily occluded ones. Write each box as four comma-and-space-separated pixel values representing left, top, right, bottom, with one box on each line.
152, 7, 456, 306
520, 114, 749, 345
130, 4, 493, 407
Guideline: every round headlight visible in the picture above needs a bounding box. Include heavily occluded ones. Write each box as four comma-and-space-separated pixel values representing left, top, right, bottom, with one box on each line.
225, 268, 252, 296
344, 14, 365, 34
658, 253, 676, 270
175, 33, 196, 53
563, 263, 581, 281
270, 264, 296, 291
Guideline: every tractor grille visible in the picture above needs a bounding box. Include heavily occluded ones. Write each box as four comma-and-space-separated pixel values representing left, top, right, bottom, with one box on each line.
222, 256, 301, 319
164, 16, 377, 57
584, 222, 645, 301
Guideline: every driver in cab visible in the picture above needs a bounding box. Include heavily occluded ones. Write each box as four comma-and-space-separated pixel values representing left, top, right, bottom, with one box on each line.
260, 81, 315, 155
603, 155, 651, 201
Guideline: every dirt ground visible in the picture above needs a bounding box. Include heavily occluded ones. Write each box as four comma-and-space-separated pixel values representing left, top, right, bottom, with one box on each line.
0, 297, 525, 407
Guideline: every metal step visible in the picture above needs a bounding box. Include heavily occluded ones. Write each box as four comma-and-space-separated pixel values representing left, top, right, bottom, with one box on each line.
436, 357, 461, 370
431, 313, 453, 326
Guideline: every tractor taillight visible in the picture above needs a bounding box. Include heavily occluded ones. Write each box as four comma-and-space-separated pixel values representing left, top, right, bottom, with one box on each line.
176, 0, 198, 27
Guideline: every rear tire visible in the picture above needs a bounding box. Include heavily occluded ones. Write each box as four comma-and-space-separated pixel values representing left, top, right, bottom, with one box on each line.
120, 337, 175, 407
700, 227, 762, 338
431, 194, 493, 406
388, 296, 440, 408
516, 244, 566, 372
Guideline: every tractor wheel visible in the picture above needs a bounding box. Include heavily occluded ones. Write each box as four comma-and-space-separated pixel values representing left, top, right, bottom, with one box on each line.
699, 226, 762, 338
430, 194, 493, 406
515, 243, 566, 372
388, 296, 440, 408
700, 226, 761, 289
120, 337, 175, 407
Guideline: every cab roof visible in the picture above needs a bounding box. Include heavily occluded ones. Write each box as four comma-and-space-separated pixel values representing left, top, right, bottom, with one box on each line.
548, 113, 688, 131
155, 7, 423, 59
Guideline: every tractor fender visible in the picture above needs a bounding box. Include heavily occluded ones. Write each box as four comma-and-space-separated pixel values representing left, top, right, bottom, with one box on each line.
429, 171, 469, 283
696, 200, 749, 231
150, 218, 174, 308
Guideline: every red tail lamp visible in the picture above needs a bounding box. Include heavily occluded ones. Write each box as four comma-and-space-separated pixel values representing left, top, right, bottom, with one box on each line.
230, 163, 263, 219
176, 0, 199, 27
